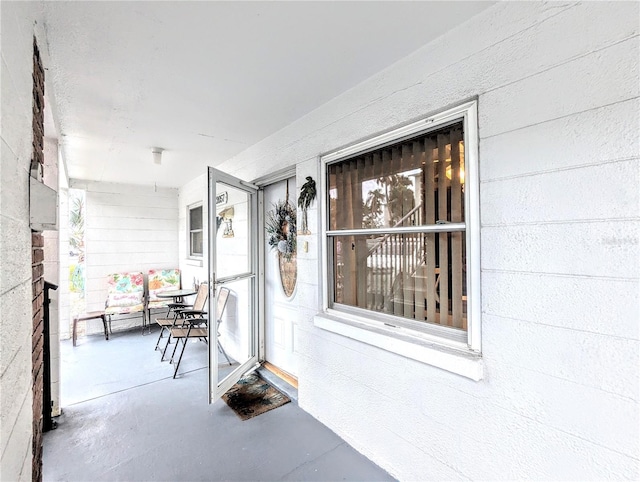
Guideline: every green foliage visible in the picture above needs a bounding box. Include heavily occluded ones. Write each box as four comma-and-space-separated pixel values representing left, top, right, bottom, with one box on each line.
377, 175, 414, 226
266, 200, 296, 260
69, 263, 85, 294
69, 191, 85, 261
363, 188, 384, 228
297, 176, 316, 210
69, 189, 86, 294
298, 176, 316, 233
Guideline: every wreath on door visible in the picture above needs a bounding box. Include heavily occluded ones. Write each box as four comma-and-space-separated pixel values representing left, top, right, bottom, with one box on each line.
266, 200, 296, 260
265, 180, 297, 297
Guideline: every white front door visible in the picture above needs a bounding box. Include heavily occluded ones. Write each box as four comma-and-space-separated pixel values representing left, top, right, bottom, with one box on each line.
208, 167, 260, 402
264, 178, 298, 378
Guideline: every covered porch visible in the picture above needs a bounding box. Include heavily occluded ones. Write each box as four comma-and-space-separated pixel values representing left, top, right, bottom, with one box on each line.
44, 327, 392, 481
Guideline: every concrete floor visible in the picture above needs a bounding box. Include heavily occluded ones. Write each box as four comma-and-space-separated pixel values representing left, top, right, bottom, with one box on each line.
43, 326, 394, 481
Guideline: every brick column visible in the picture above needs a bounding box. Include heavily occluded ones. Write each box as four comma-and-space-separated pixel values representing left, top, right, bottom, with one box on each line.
31, 234, 45, 482
31, 37, 45, 482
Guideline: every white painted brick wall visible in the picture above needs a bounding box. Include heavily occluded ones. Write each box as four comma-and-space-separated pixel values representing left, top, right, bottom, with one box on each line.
208, 2, 640, 479
70, 180, 179, 334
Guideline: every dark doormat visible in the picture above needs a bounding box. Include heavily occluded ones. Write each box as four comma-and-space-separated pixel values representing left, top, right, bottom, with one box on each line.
222, 372, 290, 420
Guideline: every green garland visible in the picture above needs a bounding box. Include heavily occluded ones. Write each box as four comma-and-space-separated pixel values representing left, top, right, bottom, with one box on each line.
266, 200, 296, 260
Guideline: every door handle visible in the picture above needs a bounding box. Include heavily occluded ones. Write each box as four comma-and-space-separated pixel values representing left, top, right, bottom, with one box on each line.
214, 272, 256, 285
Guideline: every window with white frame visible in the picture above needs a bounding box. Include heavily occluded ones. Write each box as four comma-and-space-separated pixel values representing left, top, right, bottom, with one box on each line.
188, 203, 203, 258
322, 101, 480, 350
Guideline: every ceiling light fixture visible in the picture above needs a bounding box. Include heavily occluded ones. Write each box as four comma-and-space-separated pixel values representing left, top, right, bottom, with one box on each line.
152, 147, 163, 165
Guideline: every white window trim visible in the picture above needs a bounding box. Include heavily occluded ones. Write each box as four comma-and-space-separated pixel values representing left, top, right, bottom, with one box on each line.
317, 100, 482, 379
187, 202, 203, 259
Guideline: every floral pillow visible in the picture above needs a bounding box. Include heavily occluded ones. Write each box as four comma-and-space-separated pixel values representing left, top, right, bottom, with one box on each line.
148, 269, 180, 302
107, 272, 144, 293
108, 292, 143, 307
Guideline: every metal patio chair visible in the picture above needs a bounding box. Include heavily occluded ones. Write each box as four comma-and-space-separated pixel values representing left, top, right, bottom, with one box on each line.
170, 287, 232, 378
155, 283, 208, 360
145, 268, 181, 324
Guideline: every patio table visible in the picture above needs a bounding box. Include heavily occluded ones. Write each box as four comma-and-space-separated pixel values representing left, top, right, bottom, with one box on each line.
144, 289, 198, 334
156, 288, 197, 303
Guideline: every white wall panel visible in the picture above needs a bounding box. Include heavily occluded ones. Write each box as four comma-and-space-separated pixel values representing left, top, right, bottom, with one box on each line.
482, 314, 639, 399
482, 159, 639, 225
0, 2, 47, 478
481, 99, 640, 181
177, 174, 207, 292
0, 139, 30, 224
75, 180, 179, 333
482, 271, 640, 339
198, 2, 640, 479
482, 221, 639, 279
85, 229, 176, 243
480, 39, 639, 139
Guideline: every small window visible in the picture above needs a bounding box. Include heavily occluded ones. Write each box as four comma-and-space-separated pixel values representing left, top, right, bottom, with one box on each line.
188, 204, 203, 258
322, 101, 480, 350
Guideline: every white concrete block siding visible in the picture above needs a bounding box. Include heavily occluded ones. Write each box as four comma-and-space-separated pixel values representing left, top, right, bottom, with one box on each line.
211, 2, 640, 479
178, 173, 208, 290
2, 1, 638, 480
1, 2, 47, 479
70, 180, 179, 334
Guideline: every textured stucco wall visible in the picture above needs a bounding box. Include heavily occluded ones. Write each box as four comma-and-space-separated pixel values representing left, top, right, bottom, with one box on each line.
212, 2, 639, 479
0, 2, 47, 479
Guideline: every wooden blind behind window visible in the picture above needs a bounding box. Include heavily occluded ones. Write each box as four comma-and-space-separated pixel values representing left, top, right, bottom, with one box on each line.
329, 121, 467, 330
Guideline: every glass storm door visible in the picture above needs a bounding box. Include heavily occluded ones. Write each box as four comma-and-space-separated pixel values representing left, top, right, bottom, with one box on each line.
208, 167, 260, 402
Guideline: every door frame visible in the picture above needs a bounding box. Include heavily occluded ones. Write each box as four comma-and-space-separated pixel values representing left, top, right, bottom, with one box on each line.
207, 165, 296, 402
251, 166, 296, 372
208, 167, 261, 402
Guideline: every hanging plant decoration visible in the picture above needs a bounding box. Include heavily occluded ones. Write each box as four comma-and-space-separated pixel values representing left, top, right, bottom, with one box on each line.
266, 200, 297, 260
266, 180, 297, 297
298, 176, 316, 235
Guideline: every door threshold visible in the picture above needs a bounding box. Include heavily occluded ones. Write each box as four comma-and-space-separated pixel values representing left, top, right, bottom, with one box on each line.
259, 362, 298, 401
263, 362, 298, 389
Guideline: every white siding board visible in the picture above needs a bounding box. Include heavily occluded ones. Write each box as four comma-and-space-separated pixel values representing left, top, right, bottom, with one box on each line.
177, 174, 207, 289
301, 340, 639, 480
80, 182, 179, 328
87, 240, 177, 253
0, 388, 32, 481
0, 218, 31, 294
299, 366, 466, 481
71, 180, 176, 197
86, 252, 176, 267
85, 229, 176, 242
481, 221, 640, 279
481, 99, 640, 181
86, 192, 178, 209
89, 217, 177, 231
0, 331, 31, 454
86, 204, 177, 220
0, 139, 29, 224
486, 363, 640, 458
0, 61, 32, 161
480, 38, 640, 138
481, 159, 639, 225
212, 4, 640, 479
483, 314, 639, 400
482, 271, 639, 340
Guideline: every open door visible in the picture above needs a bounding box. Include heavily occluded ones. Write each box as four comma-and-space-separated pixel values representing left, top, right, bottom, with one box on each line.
208, 167, 260, 402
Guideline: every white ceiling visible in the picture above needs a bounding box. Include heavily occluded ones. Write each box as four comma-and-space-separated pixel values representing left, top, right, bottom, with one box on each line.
43, 1, 494, 188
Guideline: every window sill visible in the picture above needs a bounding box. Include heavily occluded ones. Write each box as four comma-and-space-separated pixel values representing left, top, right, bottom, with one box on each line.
313, 312, 483, 381
185, 258, 203, 267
